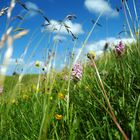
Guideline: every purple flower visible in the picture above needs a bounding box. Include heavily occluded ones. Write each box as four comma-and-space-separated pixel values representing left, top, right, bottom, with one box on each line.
115, 41, 125, 55
71, 62, 83, 81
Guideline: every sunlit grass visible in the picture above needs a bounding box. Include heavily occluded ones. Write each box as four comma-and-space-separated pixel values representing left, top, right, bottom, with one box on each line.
0, 0, 140, 140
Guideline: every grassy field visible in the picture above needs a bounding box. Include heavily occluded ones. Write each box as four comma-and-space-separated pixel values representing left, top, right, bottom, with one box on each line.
0, 0, 140, 140
0, 42, 140, 140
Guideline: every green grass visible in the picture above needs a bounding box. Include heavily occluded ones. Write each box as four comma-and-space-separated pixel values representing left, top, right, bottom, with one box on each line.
0, 42, 140, 140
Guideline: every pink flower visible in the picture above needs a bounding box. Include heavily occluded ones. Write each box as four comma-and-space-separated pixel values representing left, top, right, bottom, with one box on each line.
71, 62, 83, 81
115, 41, 125, 56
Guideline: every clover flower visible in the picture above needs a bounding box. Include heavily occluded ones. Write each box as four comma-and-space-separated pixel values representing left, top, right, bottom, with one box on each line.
115, 41, 125, 56
71, 62, 83, 81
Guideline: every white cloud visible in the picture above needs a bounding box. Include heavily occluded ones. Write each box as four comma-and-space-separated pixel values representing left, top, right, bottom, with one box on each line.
74, 37, 135, 61
53, 35, 67, 41
43, 20, 84, 35
85, 37, 134, 55
9, 58, 24, 65
85, 37, 135, 54
84, 0, 118, 17
26, 1, 39, 17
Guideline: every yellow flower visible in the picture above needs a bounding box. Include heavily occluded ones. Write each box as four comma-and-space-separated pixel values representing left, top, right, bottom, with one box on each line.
50, 96, 53, 100
23, 94, 29, 100
55, 114, 63, 120
11, 99, 17, 104
87, 51, 96, 60
58, 93, 65, 100
35, 61, 40, 67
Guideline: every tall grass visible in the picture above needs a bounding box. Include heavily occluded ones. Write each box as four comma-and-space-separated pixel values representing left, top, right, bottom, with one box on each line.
0, 0, 140, 139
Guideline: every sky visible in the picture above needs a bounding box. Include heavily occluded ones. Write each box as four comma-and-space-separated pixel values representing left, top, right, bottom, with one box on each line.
0, 0, 138, 75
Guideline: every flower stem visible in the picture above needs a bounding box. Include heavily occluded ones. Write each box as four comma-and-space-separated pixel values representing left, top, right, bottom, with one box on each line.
91, 59, 129, 140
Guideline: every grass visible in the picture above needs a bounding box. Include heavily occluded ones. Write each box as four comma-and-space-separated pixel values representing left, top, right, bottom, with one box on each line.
0, 0, 140, 139
0, 42, 140, 140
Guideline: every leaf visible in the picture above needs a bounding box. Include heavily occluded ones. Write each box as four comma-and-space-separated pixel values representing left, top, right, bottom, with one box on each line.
0, 7, 9, 16
14, 28, 25, 32
16, 15, 23, 20
16, 0, 29, 11
42, 23, 50, 27
118, 30, 129, 35
66, 28, 70, 34
66, 14, 77, 20
43, 16, 50, 24
70, 31, 78, 40
91, 19, 102, 27
13, 30, 29, 39
63, 23, 70, 28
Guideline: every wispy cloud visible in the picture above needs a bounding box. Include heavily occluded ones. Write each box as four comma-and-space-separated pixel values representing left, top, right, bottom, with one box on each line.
9, 58, 24, 65
25, 1, 39, 17
53, 35, 67, 41
84, 0, 118, 17
43, 19, 84, 35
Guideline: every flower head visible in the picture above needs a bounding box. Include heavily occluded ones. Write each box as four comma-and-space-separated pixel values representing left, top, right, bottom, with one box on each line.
55, 114, 63, 120
71, 62, 83, 81
58, 93, 65, 100
115, 41, 125, 56
87, 51, 96, 60
35, 61, 40, 67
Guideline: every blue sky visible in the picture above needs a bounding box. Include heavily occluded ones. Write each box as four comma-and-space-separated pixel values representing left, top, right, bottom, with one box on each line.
0, 0, 137, 75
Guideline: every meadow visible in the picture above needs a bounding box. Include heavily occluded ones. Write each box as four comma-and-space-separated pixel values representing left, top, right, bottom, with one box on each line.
0, 0, 140, 140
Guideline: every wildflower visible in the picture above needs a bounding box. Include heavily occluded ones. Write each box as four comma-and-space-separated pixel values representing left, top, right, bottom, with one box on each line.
11, 99, 17, 104
58, 93, 65, 100
55, 114, 63, 120
71, 62, 83, 81
115, 41, 125, 56
87, 51, 96, 60
22, 94, 29, 100
35, 61, 40, 67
